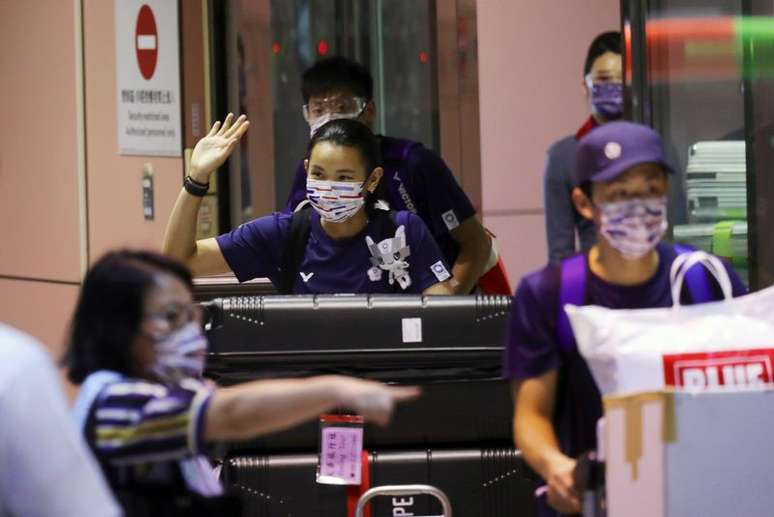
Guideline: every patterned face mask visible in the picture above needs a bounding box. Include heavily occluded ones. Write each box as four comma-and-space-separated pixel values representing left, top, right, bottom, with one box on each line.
151, 322, 208, 384
598, 197, 668, 259
590, 82, 624, 120
306, 178, 366, 223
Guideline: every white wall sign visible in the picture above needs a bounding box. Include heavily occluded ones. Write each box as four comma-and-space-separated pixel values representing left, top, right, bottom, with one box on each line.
115, 1, 182, 156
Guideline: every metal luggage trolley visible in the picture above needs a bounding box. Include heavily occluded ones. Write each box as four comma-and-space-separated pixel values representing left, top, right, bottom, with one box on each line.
355, 484, 452, 517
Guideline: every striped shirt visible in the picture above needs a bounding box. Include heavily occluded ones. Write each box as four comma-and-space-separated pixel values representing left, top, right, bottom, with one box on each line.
76, 373, 223, 499
90, 377, 212, 465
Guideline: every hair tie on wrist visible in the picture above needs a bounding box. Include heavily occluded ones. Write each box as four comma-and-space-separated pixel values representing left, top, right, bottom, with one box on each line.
184, 175, 209, 197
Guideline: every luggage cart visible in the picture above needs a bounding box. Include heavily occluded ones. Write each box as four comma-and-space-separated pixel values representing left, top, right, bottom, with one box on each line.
355, 484, 452, 517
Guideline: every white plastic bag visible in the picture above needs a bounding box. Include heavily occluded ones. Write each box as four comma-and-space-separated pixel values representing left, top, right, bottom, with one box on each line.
565, 251, 774, 395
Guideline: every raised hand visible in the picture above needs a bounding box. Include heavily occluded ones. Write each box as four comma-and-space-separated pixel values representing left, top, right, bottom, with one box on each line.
189, 113, 250, 182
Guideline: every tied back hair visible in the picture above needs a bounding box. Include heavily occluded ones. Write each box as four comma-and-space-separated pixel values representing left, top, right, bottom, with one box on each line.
307, 118, 386, 216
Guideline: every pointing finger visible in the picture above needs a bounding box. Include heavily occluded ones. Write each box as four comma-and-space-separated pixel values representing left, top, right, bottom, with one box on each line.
389, 386, 421, 402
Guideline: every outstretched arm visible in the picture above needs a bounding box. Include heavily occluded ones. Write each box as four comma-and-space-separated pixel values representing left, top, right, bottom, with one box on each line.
162, 113, 250, 276
204, 375, 420, 441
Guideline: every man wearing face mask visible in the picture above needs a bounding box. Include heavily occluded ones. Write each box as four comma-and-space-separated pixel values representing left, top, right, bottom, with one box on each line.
283, 57, 508, 294
505, 122, 746, 516
544, 31, 623, 263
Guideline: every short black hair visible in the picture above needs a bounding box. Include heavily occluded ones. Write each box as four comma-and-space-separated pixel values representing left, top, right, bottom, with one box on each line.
579, 180, 593, 200
63, 250, 193, 384
302, 56, 373, 104
307, 118, 385, 214
584, 31, 622, 76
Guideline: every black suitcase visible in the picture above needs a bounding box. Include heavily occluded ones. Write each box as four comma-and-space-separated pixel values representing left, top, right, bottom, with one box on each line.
203, 294, 514, 451
202, 294, 510, 383
225, 378, 512, 453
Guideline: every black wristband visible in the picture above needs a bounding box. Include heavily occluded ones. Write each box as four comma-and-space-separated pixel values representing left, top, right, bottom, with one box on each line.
184, 175, 209, 197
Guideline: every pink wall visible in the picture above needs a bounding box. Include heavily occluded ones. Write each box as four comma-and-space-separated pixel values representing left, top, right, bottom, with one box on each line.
0, 1, 81, 283
0, 1, 82, 355
478, 0, 620, 283
0, 279, 79, 353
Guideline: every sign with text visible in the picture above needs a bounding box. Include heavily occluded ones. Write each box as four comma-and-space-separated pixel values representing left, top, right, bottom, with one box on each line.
115, 1, 182, 156
663, 349, 774, 388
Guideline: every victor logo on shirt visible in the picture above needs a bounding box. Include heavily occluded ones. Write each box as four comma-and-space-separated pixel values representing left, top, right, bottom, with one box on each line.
393, 171, 418, 214
300, 272, 315, 283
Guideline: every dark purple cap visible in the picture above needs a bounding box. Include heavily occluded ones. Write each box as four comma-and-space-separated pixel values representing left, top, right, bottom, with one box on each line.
575, 121, 673, 185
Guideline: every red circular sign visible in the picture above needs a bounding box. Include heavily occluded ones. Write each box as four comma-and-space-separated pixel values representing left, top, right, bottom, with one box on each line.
135, 5, 158, 80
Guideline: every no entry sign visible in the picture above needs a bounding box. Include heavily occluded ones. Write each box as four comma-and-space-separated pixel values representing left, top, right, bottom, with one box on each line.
115, 1, 181, 157
135, 5, 158, 80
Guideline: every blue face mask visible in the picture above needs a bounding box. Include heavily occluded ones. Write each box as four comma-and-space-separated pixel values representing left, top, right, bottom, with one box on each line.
591, 82, 624, 121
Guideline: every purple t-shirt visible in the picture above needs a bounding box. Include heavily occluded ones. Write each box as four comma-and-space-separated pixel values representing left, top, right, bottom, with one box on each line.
216, 209, 451, 294
503, 243, 747, 460
284, 136, 476, 266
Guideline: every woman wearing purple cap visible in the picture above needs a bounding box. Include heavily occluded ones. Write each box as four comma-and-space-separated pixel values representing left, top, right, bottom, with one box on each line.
163, 115, 456, 295
505, 121, 746, 516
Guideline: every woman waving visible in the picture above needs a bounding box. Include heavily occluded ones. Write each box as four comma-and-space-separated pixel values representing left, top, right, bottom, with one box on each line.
163, 116, 455, 295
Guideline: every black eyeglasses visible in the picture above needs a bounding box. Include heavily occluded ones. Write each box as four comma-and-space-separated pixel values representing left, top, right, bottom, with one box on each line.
144, 303, 204, 332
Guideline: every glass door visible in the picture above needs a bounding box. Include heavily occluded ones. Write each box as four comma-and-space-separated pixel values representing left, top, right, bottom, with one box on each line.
208, 0, 477, 228
623, 0, 774, 289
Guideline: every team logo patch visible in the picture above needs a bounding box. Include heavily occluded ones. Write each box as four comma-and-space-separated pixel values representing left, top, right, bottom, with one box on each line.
442, 210, 460, 231
604, 141, 622, 160
430, 261, 451, 282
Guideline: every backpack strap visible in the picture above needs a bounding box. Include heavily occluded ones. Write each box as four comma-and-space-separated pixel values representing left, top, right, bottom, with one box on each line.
277, 206, 313, 294
381, 208, 399, 239
557, 254, 587, 352
672, 243, 714, 304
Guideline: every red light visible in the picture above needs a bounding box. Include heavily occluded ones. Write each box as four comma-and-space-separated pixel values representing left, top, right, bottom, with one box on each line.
419, 51, 429, 64
317, 39, 329, 56
272, 42, 281, 55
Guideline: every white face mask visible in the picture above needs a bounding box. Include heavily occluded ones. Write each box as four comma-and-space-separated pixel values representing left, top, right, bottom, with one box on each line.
151, 321, 208, 384
598, 197, 668, 259
308, 112, 361, 138
306, 178, 367, 223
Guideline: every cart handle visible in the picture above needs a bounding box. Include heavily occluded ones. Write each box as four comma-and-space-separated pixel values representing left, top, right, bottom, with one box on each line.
355, 484, 452, 517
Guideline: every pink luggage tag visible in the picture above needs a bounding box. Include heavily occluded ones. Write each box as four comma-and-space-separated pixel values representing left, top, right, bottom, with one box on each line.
316, 414, 365, 485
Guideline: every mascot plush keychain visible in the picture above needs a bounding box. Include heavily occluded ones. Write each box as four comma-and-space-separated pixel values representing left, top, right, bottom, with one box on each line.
365, 226, 412, 290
